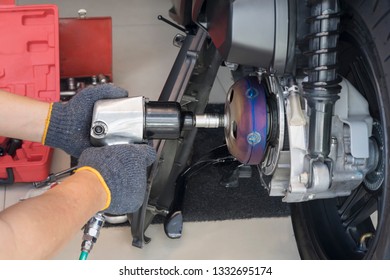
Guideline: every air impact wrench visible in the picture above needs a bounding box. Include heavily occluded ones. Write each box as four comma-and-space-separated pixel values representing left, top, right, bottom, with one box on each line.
80, 96, 225, 259
90, 96, 225, 145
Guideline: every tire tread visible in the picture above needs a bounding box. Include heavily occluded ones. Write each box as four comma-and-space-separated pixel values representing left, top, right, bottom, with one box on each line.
372, 8, 390, 29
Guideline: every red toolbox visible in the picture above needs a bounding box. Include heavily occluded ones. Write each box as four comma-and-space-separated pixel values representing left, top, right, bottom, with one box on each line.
0, 0, 60, 184
59, 16, 113, 81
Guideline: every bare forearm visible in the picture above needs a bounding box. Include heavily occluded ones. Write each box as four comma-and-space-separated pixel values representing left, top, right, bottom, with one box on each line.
0, 170, 107, 259
0, 90, 49, 143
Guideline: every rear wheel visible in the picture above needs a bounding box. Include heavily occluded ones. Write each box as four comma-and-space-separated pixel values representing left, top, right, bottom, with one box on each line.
291, 0, 390, 259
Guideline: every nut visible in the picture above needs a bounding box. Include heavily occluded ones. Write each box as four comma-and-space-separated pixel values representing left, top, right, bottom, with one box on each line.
299, 172, 309, 185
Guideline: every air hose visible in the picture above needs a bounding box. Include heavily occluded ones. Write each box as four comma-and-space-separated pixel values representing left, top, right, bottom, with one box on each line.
79, 251, 89, 260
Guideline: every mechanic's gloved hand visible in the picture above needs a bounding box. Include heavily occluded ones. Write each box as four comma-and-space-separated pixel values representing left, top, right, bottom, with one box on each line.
76, 144, 156, 215
42, 84, 128, 158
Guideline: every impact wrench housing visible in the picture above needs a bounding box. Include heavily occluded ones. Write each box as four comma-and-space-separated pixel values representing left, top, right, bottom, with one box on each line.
90, 97, 225, 146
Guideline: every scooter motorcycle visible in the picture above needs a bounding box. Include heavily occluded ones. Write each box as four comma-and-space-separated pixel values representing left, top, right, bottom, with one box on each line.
104, 0, 390, 260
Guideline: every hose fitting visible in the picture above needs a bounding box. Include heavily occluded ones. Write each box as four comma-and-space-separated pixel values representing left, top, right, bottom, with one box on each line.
79, 212, 105, 260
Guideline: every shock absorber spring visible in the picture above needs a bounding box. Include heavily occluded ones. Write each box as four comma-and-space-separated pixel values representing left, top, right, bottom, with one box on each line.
303, 0, 342, 157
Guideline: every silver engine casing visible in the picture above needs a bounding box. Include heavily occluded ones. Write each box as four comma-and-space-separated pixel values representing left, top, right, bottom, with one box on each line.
267, 78, 378, 202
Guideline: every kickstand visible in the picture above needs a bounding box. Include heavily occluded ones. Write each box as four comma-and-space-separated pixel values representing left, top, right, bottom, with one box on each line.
164, 145, 236, 239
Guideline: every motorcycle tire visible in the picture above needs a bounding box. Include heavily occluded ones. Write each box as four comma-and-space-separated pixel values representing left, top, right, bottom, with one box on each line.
290, 0, 390, 259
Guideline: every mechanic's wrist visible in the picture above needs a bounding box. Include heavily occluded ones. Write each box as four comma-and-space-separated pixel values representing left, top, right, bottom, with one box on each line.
74, 167, 111, 211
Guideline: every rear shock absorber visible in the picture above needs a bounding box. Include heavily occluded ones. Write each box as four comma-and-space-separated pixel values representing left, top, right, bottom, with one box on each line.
303, 0, 341, 158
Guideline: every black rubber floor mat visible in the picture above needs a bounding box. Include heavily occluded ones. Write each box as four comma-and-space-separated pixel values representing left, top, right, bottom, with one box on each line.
181, 163, 290, 222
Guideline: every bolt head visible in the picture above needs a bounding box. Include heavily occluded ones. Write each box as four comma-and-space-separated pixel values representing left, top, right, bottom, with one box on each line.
91, 121, 108, 138
247, 131, 261, 146
94, 125, 104, 135
299, 172, 309, 184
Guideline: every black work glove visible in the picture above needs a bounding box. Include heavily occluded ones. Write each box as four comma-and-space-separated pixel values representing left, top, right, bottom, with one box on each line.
42, 84, 128, 158
76, 144, 156, 215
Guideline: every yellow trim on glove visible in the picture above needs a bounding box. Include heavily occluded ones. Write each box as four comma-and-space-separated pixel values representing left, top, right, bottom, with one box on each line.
41, 103, 53, 144
75, 166, 112, 211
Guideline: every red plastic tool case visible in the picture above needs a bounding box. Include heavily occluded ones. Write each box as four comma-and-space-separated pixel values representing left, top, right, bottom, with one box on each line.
0, 1, 59, 184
